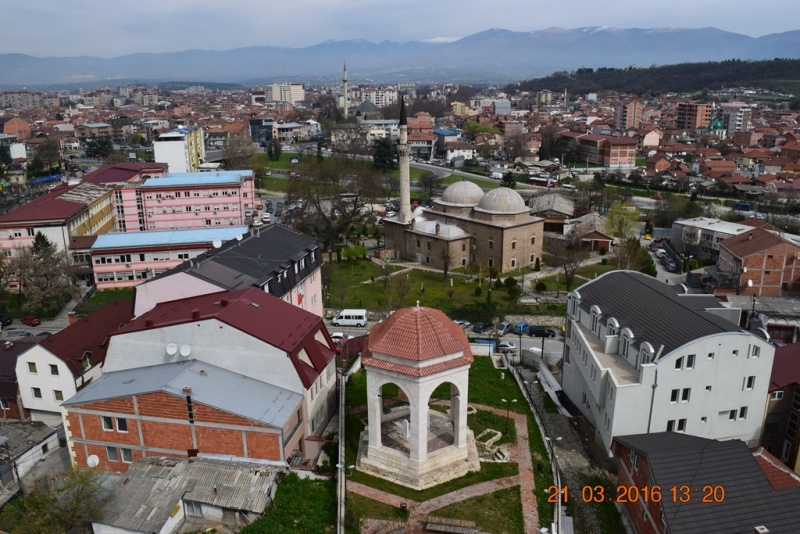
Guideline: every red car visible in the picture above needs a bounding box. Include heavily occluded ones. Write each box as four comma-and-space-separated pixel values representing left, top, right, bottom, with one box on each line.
21, 315, 41, 326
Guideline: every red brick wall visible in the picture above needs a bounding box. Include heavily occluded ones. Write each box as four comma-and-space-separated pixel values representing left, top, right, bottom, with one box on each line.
613, 443, 667, 534
1, 398, 28, 421
66, 391, 283, 472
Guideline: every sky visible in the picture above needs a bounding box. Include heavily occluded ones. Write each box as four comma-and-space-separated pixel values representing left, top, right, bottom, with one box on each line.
8, 0, 799, 58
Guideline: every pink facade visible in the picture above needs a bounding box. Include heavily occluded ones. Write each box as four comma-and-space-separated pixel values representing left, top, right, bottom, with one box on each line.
112, 171, 256, 232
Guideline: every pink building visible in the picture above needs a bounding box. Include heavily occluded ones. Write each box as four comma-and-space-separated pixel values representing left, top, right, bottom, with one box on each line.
112, 171, 256, 232
90, 226, 249, 290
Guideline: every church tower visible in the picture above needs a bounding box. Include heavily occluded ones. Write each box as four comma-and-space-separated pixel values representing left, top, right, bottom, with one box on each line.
342, 62, 349, 119
398, 96, 412, 224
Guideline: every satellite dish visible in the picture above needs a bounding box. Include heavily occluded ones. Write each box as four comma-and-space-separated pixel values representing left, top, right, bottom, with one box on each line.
179, 344, 192, 357
87, 455, 99, 467
212, 239, 222, 249
747, 279, 753, 288
235, 234, 243, 241
166, 343, 178, 356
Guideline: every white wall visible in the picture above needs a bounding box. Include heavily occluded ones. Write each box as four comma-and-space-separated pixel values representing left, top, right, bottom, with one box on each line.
154, 141, 189, 173
133, 272, 223, 317
15, 432, 59, 478
103, 320, 305, 394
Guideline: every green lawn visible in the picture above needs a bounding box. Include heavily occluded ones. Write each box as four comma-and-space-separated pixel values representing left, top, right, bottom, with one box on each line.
252, 152, 308, 170
533, 257, 619, 293
582, 475, 625, 533
345, 493, 407, 533
433, 486, 524, 534
257, 176, 289, 193
442, 174, 500, 189
241, 472, 336, 533
77, 288, 134, 316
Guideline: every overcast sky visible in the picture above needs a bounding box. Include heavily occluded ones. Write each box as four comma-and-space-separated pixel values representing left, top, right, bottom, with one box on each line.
9, 0, 799, 57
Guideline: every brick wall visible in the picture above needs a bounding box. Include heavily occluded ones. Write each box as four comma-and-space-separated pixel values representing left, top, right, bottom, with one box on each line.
66, 390, 283, 473
613, 442, 667, 534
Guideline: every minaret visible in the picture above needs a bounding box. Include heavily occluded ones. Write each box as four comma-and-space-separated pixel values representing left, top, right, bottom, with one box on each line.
342, 62, 349, 119
398, 96, 412, 224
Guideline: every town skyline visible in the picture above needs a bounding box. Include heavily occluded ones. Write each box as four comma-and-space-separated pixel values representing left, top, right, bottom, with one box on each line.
8, 0, 800, 58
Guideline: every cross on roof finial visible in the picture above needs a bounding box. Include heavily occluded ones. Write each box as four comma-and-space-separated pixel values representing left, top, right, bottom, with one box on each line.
416, 300, 420, 308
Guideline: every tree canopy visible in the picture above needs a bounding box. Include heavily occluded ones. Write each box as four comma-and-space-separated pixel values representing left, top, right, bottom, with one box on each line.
12, 232, 79, 312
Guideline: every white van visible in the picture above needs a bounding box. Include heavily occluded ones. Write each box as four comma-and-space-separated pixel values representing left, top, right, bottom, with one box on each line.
332, 309, 368, 327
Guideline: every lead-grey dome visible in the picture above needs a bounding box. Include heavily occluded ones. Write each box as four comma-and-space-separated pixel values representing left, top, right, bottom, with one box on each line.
475, 187, 528, 214
439, 181, 484, 206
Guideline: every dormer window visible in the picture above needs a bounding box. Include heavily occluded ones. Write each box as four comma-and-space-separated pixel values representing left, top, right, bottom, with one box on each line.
620, 328, 634, 360
82, 351, 92, 369
590, 305, 601, 335
607, 317, 619, 337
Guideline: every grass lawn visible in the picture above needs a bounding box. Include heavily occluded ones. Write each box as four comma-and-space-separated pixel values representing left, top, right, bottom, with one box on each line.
433, 486, 524, 534
77, 288, 134, 316
582, 474, 625, 533
252, 152, 308, 170
442, 174, 500, 189
345, 493, 407, 533
241, 472, 336, 534
257, 177, 289, 193
534, 257, 619, 294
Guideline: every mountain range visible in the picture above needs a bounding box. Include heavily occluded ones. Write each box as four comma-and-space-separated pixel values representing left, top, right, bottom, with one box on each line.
2, 26, 800, 88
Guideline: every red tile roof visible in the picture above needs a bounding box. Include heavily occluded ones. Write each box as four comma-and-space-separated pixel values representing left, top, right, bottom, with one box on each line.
115, 288, 334, 389
719, 227, 793, 258
36, 301, 133, 376
367, 306, 472, 364
770, 344, 800, 391
0, 184, 84, 224
82, 162, 169, 184
752, 447, 800, 490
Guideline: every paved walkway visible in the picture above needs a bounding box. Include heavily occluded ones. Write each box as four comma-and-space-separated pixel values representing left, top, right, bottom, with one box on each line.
346, 402, 540, 534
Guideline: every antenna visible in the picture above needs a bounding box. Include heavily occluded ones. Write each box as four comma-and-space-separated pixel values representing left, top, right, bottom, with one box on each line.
87, 455, 99, 467
166, 343, 178, 356
212, 239, 222, 249
179, 344, 192, 357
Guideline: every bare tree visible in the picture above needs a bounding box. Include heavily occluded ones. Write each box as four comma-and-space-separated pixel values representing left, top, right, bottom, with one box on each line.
392, 275, 412, 307
545, 236, 590, 291
417, 171, 443, 200
441, 244, 452, 283
222, 131, 257, 169
11, 233, 79, 312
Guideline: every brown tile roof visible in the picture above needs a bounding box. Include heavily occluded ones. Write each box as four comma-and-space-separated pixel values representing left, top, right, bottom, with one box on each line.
719, 227, 792, 258
82, 162, 169, 185
367, 306, 472, 363
752, 447, 800, 490
770, 344, 800, 391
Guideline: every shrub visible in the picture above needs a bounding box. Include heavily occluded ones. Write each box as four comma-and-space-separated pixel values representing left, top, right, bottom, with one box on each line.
504, 277, 518, 288
474, 286, 483, 297
599, 247, 607, 256
489, 266, 499, 279
601, 258, 608, 265
535, 281, 547, 293
494, 278, 503, 290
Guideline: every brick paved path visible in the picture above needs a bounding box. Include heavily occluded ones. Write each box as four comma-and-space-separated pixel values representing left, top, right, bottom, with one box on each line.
346, 402, 540, 534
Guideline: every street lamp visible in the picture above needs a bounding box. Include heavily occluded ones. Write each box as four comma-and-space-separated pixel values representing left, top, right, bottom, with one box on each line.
501, 398, 517, 435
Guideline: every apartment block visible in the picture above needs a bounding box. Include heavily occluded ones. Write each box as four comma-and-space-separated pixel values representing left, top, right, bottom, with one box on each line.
153, 127, 205, 173
676, 102, 712, 131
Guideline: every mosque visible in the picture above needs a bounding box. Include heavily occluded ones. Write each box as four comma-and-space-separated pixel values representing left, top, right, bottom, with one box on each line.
382, 100, 544, 273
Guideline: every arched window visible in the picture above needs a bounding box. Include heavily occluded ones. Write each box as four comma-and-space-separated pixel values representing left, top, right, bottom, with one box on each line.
620, 327, 635, 359
590, 305, 602, 335
607, 317, 619, 337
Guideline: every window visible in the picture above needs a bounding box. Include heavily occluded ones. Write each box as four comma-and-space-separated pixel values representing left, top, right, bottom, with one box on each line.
701, 416, 707, 423
0, 399, 8, 410
117, 418, 128, 432
121, 448, 133, 463
53, 390, 63, 401
667, 420, 675, 432
788, 412, 800, 439
49, 364, 58, 376
739, 406, 748, 420
462, 243, 466, 252
782, 440, 792, 462
511, 241, 516, 249
32, 388, 41, 399
107, 446, 119, 462
27, 362, 37, 374
745, 376, 755, 390
675, 357, 683, 370
670, 389, 679, 403
26, 228, 35, 237
771, 391, 785, 401
488, 239, 494, 250
531, 236, 536, 245
729, 410, 737, 421
416, 239, 421, 248
686, 354, 695, 369
677, 419, 686, 432
732, 349, 739, 357
751, 346, 761, 358
707, 352, 715, 360
102, 416, 113, 431
706, 385, 712, 391
681, 388, 691, 402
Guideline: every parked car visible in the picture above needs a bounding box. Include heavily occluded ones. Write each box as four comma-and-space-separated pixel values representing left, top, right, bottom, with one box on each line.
530, 326, 557, 338
453, 319, 471, 329
330, 332, 354, 344
472, 322, 492, 333
21, 315, 41, 327
0, 315, 11, 327
2, 330, 32, 340
262, 213, 271, 223
497, 321, 513, 336
511, 322, 530, 336
497, 340, 517, 354
666, 261, 678, 272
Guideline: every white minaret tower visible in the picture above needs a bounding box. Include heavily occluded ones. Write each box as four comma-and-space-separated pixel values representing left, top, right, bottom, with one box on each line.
342, 62, 349, 119
398, 96, 412, 224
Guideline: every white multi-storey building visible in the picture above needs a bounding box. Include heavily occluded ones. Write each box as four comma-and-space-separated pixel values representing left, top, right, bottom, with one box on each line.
562, 271, 774, 455
670, 217, 754, 261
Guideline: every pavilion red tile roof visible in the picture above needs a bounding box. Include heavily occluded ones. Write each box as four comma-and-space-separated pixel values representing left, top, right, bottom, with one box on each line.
367, 306, 472, 363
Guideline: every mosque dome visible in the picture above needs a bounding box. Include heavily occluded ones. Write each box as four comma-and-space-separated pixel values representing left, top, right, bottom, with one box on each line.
439, 181, 485, 206
475, 187, 528, 214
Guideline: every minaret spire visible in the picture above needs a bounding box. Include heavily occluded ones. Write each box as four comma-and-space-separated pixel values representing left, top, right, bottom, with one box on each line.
342, 62, 349, 119
398, 96, 412, 224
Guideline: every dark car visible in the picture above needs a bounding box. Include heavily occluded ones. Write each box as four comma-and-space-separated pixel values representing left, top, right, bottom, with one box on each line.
0, 315, 11, 327
530, 326, 557, 338
472, 322, 492, 333
21, 315, 41, 327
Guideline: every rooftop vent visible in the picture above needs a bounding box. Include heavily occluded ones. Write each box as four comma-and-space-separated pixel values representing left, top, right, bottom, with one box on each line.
754, 527, 770, 534
182, 386, 192, 395
191, 309, 200, 320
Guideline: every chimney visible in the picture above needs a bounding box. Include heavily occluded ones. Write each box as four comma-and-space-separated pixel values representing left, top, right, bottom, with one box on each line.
68, 312, 79, 325
748, 233, 753, 240
4, 341, 12, 350
191, 309, 200, 320
220, 299, 228, 307
754, 527, 769, 534
182, 386, 192, 395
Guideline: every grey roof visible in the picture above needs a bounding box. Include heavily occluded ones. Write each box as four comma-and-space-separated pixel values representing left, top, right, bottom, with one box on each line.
96, 457, 276, 533
144, 224, 320, 297
616, 433, 800, 534
0, 421, 58, 460
725, 295, 800, 318
576, 271, 740, 357
529, 193, 574, 217
64, 360, 302, 429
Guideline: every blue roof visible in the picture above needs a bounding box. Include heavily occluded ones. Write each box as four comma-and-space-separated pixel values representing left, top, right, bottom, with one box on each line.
30, 174, 63, 184
433, 128, 459, 136
63, 360, 303, 428
91, 226, 249, 250
141, 170, 253, 188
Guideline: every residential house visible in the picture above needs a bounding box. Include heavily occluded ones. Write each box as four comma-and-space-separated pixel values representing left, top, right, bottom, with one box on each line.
563, 271, 773, 454
15, 301, 133, 426
528, 193, 575, 233
613, 432, 800, 534
602, 137, 637, 168
715, 227, 800, 297
90, 457, 278, 533
670, 217, 754, 261
0, 337, 47, 421
66, 288, 338, 470
759, 343, 800, 475
75, 123, 113, 143
0, 117, 30, 141
90, 226, 249, 289
133, 224, 323, 318
0, 421, 60, 493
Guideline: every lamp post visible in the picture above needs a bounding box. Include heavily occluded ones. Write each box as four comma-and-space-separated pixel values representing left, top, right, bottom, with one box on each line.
501, 398, 517, 435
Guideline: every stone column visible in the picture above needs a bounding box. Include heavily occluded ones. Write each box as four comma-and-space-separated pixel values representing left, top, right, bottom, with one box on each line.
367, 379, 383, 451
410, 400, 428, 463
453, 375, 469, 449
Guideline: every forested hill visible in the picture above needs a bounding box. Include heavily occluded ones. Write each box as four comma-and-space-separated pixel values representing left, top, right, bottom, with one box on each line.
511, 58, 800, 96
